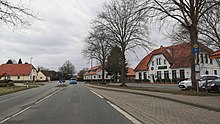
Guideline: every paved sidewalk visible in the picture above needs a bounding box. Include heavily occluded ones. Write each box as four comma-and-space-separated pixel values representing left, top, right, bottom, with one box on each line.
87, 86, 220, 124
85, 84, 220, 112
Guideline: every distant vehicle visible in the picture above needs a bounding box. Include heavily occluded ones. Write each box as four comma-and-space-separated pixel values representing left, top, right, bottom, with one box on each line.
178, 75, 219, 90
205, 78, 220, 92
59, 79, 65, 84
69, 78, 77, 84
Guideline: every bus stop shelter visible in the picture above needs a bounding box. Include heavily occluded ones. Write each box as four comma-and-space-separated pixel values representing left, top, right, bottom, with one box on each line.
210, 50, 220, 59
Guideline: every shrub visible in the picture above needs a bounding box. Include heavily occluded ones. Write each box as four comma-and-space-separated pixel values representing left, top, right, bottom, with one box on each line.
0, 83, 7, 87
0, 80, 14, 87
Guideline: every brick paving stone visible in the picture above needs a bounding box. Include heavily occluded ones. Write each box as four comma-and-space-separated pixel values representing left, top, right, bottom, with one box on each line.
88, 87, 220, 124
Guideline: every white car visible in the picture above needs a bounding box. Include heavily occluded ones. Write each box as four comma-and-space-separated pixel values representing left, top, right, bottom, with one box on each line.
178, 75, 219, 90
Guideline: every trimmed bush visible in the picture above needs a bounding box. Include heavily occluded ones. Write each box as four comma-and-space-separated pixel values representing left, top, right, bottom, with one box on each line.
0, 80, 14, 87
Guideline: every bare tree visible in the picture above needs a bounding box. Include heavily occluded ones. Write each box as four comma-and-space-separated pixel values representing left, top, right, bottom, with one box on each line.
167, 5, 220, 49
166, 24, 190, 44
144, 0, 220, 90
59, 60, 76, 80
0, 0, 37, 29
199, 5, 220, 49
95, 0, 152, 86
82, 26, 111, 83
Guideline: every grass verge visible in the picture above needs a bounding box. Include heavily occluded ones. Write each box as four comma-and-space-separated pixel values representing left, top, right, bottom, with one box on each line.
91, 83, 220, 96
56, 84, 68, 87
0, 86, 32, 96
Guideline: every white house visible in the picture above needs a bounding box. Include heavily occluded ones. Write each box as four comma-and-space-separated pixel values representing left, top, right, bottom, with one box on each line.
83, 65, 111, 81
37, 71, 47, 81
134, 43, 220, 83
0, 64, 38, 82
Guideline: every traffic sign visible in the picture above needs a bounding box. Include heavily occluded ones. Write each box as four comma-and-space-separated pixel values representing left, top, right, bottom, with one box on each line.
193, 43, 200, 54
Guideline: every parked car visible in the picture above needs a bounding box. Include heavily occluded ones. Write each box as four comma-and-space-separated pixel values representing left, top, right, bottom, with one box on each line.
201, 76, 219, 89
205, 78, 220, 92
69, 78, 77, 84
178, 75, 219, 90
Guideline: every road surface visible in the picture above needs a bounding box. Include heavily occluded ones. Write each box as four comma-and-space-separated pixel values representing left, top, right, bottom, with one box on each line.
0, 82, 133, 124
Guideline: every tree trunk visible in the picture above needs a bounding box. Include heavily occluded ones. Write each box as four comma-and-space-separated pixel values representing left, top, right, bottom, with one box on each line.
120, 49, 126, 86
189, 25, 199, 91
101, 63, 105, 84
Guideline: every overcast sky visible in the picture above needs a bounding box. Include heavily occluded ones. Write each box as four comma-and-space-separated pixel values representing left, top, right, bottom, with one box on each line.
0, 0, 171, 72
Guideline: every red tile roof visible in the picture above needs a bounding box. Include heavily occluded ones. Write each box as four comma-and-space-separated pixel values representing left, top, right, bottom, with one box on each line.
83, 65, 103, 75
127, 68, 135, 76
210, 50, 220, 58
0, 64, 33, 76
134, 43, 214, 71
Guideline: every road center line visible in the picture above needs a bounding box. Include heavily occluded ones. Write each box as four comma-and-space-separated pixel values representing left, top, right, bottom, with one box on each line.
0, 117, 11, 124
90, 90, 104, 99
11, 106, 32, 118
107, 101, 142, 124
35, 88, 62, 105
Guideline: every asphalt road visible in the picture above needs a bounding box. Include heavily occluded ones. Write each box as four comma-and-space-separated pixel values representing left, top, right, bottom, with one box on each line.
0, 82, 133, 124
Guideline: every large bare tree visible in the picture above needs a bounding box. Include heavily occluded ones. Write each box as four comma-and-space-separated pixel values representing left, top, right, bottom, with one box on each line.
199, 5, 220, 49
82, 26, 111, 83
167, 5, 220, 50
145, 0, 220, 90
0, 0, 37, 28
95, 0, 152, 86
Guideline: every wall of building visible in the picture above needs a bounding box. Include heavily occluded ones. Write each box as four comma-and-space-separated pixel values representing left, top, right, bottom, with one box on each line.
135, 53, 220, 83
37, 71, 47, 81
84, 71, 111, 80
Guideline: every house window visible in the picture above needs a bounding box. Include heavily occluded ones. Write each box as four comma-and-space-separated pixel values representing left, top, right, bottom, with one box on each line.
40, 77, 43, 79
156, 58, 161, 65
205, 71, 209, 75
200, 54, 203, 63
180, 70, 185, 79
172, 70, 177, 79
210, 58, 213, 64
7, 76, 11, 80
139, 72, 142, 80
106, 75, 108, 78
18, 76, 20, 79
99, 75, 101, 79
152, 61, 154, 66
143, 72, 147, 79
164, 60, 166, 64
157, 71, 161, 79
164, 71, 169, 79
205, 54, 208, 63
214, 70, 217, 75
94, 76, 96, 79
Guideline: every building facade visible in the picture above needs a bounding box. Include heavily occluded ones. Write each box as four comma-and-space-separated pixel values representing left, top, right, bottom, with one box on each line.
134, 43, 220, 83
83, 65, 111, 81
0, 64, 38, 82
37, 71, 47, 81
